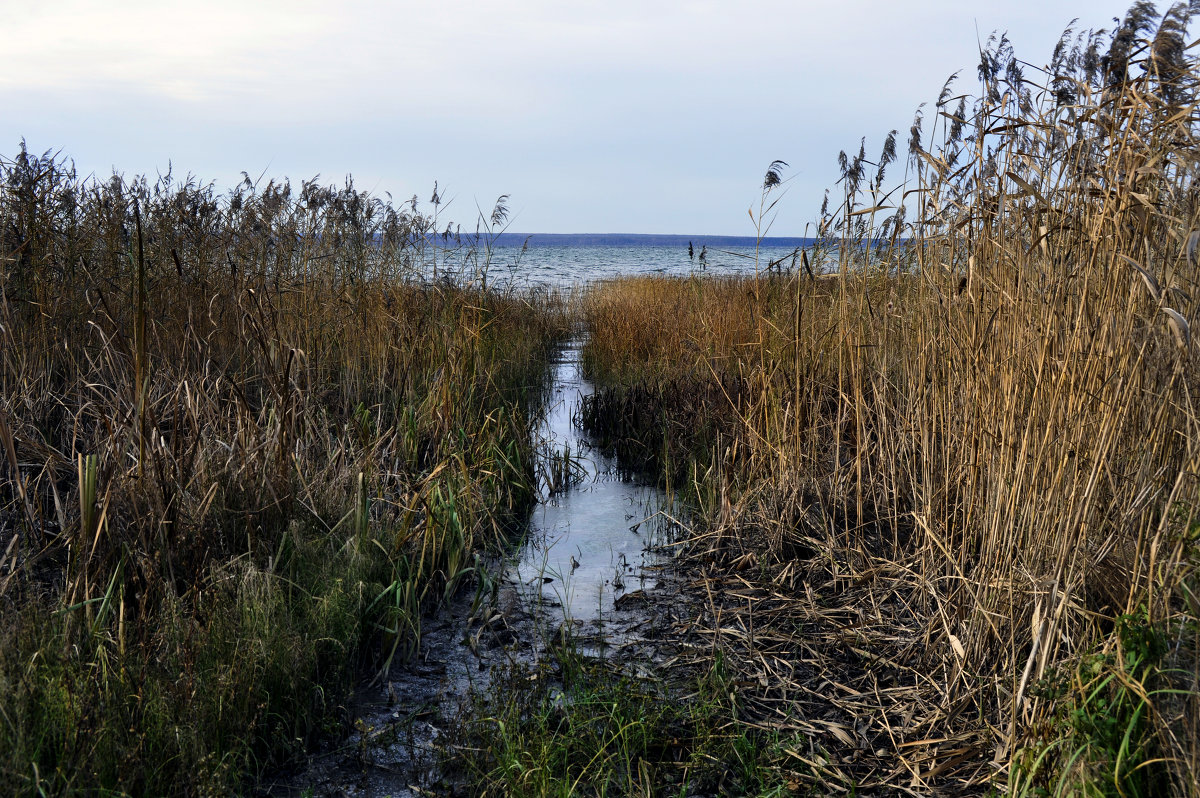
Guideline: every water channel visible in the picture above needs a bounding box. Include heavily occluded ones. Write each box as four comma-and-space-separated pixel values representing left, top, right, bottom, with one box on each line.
268, 339, 671, 796
517, 338, 667, 625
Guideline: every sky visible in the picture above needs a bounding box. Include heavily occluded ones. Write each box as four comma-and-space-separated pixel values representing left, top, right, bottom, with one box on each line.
2, 0, 1146, 235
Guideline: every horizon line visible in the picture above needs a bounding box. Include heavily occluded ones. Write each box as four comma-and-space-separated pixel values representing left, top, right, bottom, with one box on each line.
479, 232, 817, 240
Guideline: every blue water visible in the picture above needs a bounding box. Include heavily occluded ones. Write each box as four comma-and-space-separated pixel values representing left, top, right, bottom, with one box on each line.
421, 236, 825, 286
501, 244, 810, 285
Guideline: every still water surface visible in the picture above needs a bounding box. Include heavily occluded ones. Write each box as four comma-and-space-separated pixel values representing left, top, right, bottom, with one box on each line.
517, 339, 667, 622
504, 241, 816, 615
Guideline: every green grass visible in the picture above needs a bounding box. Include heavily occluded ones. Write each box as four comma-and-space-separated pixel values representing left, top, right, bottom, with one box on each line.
0, 148, 570, 795
453, 642, 804, 797
1014, 612, 1185, 797
5, 4, 1200, 795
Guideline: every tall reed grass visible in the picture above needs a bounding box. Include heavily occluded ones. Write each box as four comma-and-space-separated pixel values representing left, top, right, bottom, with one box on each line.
581, 5, 1200, 794
0, 149, 568, 794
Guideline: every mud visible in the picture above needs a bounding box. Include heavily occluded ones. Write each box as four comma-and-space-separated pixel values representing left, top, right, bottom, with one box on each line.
261, 340, 677, 796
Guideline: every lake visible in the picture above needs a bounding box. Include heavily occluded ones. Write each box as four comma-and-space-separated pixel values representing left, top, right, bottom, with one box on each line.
421, 233, 824, 286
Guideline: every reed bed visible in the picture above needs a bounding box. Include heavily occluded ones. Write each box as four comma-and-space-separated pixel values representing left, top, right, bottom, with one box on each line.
0, 150, 569, 795
581, 6, 1200, 794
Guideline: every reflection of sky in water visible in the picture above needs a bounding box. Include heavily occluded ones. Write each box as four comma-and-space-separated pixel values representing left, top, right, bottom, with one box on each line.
516, 341, 666, 622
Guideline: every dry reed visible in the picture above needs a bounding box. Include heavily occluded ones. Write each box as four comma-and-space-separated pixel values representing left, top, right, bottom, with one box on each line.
581, 6, 1200, 794
0, 152, 568, 794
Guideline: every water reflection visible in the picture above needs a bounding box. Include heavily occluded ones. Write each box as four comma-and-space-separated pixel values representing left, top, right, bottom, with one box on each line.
516, 340, 667, 621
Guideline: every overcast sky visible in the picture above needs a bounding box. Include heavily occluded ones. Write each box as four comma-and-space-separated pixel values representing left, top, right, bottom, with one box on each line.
2, 0, 1145, 235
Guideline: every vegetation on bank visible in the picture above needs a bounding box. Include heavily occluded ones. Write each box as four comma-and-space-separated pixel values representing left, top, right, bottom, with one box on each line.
0, 153, 569, 794
5, 4, 1200, 797
452, 644, 804, 797
563, 6, 1199, 795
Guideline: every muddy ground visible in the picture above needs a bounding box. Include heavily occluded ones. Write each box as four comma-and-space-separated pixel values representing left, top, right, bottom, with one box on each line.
261, 554, 691, 797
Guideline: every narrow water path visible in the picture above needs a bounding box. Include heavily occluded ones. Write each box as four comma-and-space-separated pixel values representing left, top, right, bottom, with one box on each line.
266, 339, 672, 797
517, 338, 667, 624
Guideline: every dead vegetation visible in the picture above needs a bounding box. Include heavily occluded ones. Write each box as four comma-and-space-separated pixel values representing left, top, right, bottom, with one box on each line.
581, 5, 1200, 794
0, 152, 568, 794
5, 3, 1200, 796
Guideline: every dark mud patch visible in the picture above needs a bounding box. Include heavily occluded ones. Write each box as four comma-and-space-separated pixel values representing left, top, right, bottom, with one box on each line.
261, 340, 681, 796
260, 565, 691, 797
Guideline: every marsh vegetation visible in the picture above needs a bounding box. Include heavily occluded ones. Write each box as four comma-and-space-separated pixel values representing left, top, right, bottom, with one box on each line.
3, 3, 1200, 796
0, 155, 569, 794
557, 6, 1200, 795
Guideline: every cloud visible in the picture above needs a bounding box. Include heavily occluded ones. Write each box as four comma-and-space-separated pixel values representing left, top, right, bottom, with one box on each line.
2, 1, 331, 102
2, 0, 1142, 232
7, 1, 896, 116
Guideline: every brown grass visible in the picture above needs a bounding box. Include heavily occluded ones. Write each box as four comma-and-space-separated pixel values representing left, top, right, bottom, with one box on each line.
581, 8, 1200, 794
0, 156, 569, 794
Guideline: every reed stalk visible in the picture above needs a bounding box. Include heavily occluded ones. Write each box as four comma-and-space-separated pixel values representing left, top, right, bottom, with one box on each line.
0, 151, 569, 795
579, 6, 1200, 794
